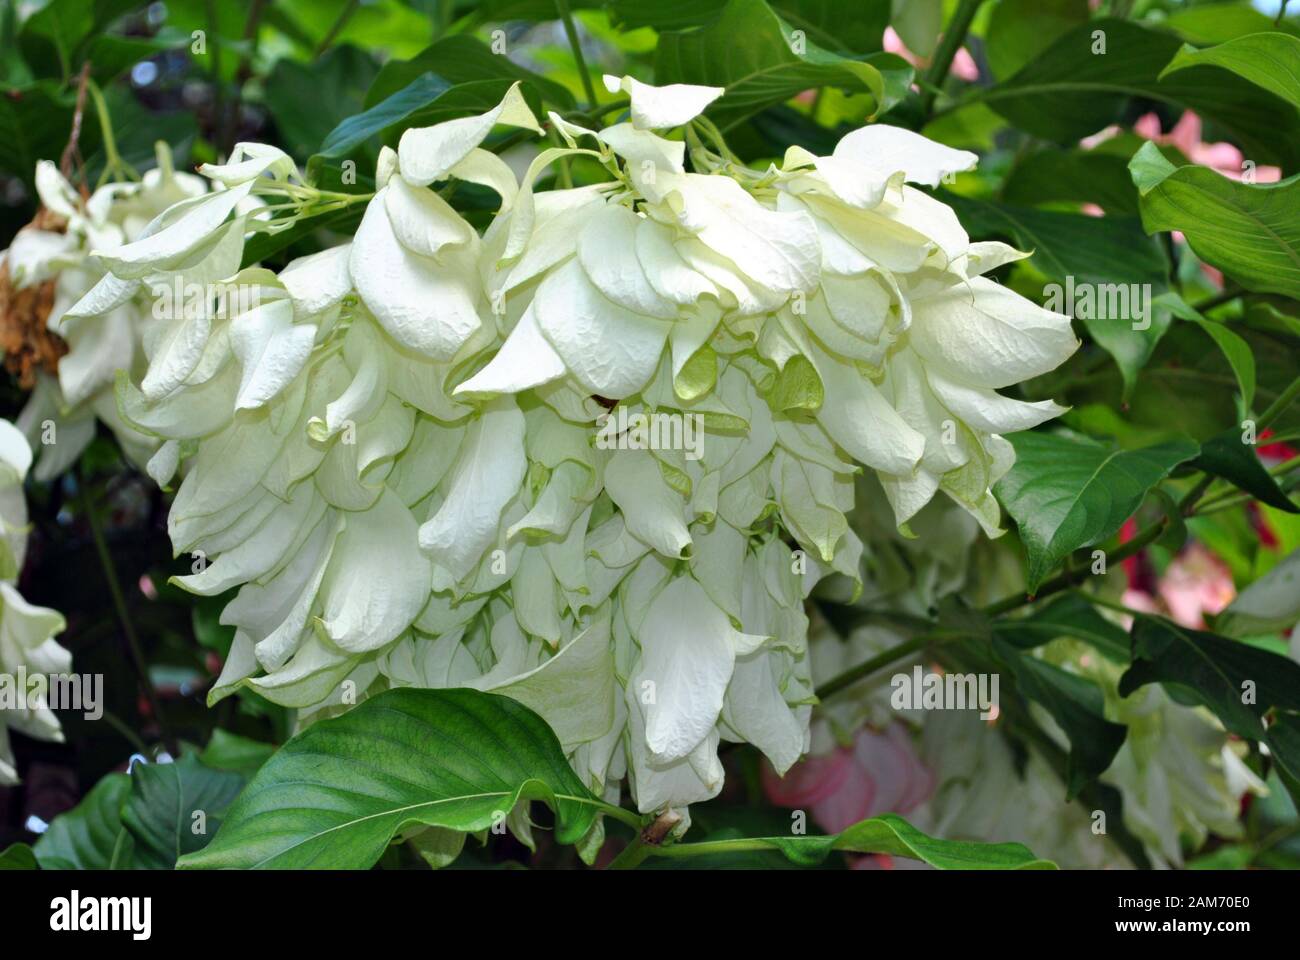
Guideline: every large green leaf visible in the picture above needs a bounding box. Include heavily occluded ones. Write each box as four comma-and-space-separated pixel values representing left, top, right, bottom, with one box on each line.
1130, 142, 1300, 301
677, 813, 1056, 868
992, 639, 1127, 798
1217, 547, 1300, 637
1120, 614, 1300, 805
314, 71, 451, 165
263, 45, 381, 161
363, 35, 573, 111
122, 754, 247, 870
982, 19, 1300, 169
995, 432, 1199, 591
1119, 614, 1300, 739
1155, 292, 1255, 416
610, 0, 890, 54
311, 74, 541, 182
0, 80, 76, 192
1163, 5, 1300, 44
984, 0, 1089, 81
1192, 427, 1299, 513
1001, 147, 1139, 215
34, 772, 134, 870
0, 843, 36, 870
654, 0, 912, 131
198, 729, 278, 780
1160, 32, 1300, 112
179, 688, 607, 869
16, 0, 141, 81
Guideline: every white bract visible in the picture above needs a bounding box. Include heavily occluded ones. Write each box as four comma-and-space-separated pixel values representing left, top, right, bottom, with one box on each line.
1, 148, 208, 479
0, 420, 69, 784
66, 78, 1077, 827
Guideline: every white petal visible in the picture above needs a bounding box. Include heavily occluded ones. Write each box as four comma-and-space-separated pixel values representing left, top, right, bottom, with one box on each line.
455, 302, 566, 396
398, 82, 541, 187
909, 276, 1078, 388
350, 190, 482, 359
229, 299, 316, 410
578, 205, 676, 319
418, 397, 526, 582
534, 259, 669, 398
318, 489, 431, 653
604, 448, 691, 559
632, 576, 760, 762
280, 244, 352, 319
602, 74, 724, 129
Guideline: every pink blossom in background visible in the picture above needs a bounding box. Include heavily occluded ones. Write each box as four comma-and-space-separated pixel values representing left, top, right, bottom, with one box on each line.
1122, 543, 1236, 630
1133, 111, 1280, 183
1157, 545, 1236, 628
762, 722, 933, 834
883, 27, 980, 82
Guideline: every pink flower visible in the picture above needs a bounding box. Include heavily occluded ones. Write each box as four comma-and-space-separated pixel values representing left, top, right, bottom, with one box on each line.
1157, 544, 1235, 628
762, 722, 933, 834
1134, 110, 1280, 183
883, 27, 980, 82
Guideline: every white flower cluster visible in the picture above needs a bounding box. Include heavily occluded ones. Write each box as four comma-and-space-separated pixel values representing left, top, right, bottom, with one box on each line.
0, 420, 69, 784
1, 148, 209, 479
67, 78, 1077, 821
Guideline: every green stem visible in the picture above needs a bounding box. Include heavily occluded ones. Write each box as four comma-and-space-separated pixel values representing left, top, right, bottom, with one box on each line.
1192, 286, 1242, 313
315, 0, 361, 56
1258, 376, 1300, 434
815, 631, 948, 700
555, 0, 599, 107
79, 471, 176, 756
606, 837, 652, 869
982, 515, 1168, 618
87, 79, 137, 186
918, 0, 986, 120
100, 709, 148, 754
646, 838, 776, 859
587, 798, 643, 831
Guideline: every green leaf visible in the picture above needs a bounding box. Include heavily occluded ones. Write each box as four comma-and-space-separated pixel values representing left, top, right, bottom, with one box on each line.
0, 81, 76, 193
0, 843, 36, 870
1192, 427, 1299, 514
610, 0, 890, 54
1155, 292, 1255, 416
993, 593, 1130, 662
983, 19, 1300, 169
984, 0, 1089, 81
363, 34, 574, 111
314, 71, 451, 164
34, 772, 134, 870
1159, 33, 1300, 112
1119, 614, 1300, 741
992, 638, 1127, 798
122, 755, 247, 870
654, 0, 913, 130
198, 729, 278, 780
17, 0, 141, 81
1218, 546, 1300, 638
263, 45, 381, 161
179, 688, 607, 869
695, 813, 1056, 868
1163, 5, 1300, 45
1001, 147, 1139, 215
1130, 141, 1300, 300
995, 432, 1198, 592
